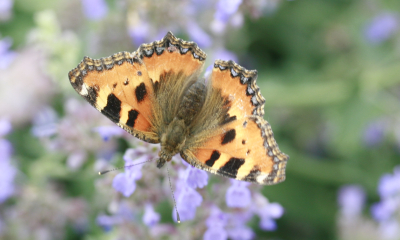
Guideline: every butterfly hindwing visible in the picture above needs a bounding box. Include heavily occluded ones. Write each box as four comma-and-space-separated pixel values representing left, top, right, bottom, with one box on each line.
68, 51, 159, 143
183, 116, 288, 185
182, 60, 288, 185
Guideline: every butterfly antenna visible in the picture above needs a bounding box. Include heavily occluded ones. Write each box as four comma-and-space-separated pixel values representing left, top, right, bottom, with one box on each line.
166, 165, 180, 223
98, 158, 153, 175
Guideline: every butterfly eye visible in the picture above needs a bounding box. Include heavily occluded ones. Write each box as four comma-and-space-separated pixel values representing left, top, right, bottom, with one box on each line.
137, 71, 142, 76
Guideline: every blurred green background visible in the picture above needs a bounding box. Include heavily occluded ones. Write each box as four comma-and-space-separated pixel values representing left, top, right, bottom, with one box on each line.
1, 0, 399, 239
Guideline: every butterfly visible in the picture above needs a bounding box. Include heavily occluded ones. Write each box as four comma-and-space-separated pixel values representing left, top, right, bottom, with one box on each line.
68, 32, 288, 185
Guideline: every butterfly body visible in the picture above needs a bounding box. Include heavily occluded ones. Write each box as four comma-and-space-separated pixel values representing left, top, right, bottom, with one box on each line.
68, 32, 288, 185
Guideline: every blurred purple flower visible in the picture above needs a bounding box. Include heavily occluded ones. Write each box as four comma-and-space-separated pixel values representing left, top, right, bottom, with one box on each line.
371, 200, 396, 222
338, 185, 366, 217
81, 0, 108, 21
173, 181, 203, 222
113, 173, 137, 197
0, 0, 13, 21
214, 48, 238, 62
363, 120, 386, 146
204, 206, 228, 240
66, 151, 87, 170
214, 0, 243, 22
370, 166, 400, 238
365, 13, 399, 44
226, 212, 255, 240
31, 107, 58, 138
128, 21, 151, 46
204, 227, 228, 240
186, 22, 212, 48
142, 203, 160, 227
226, 179, 251, 208
0, 120, 16, 203
0, 118, 12, 137
371, 166, 400, 222
93, 125, 125, 141
183, 163, 208, 189
112, 148, 151, 197
227, 225, 254, 240
96, 202, 134, 230
0, 37, 16, 69
258, 202, 284, 231
377, 169, 400, 198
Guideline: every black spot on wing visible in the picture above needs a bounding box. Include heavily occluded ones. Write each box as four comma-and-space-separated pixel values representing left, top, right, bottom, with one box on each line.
126, 109, 139, 128
135, 82, 147, 103
218, 157, 245, 178
205, 150, 221, 167
243, 167, 261, 182
221, 129, 236, 145
101, 93, 121, 123
221, 115, 237, 125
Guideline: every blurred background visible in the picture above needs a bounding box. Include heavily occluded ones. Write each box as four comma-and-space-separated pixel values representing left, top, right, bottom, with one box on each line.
0, 0, 400, 239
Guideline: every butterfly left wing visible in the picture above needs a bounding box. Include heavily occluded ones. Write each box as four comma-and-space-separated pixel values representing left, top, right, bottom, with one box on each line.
68, 51, 159, 143
182, 60, 288, 185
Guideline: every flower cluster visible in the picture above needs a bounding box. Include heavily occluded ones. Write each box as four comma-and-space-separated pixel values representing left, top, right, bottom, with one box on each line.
337, 167, 400, 240
371, 166, 400, 239
0, 119, 16, 204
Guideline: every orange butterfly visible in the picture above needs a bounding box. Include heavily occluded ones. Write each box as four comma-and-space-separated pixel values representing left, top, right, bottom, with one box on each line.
68, 32, 288, 185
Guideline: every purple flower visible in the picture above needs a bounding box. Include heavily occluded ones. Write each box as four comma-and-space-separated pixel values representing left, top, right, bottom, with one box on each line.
31, 107, 58, 138
142, 203, 160, 227
338, 185, 366, 217
0, 0, 13, 21
251, 193, 284, 231
93, 125, 125, 141
183, 163, 208, 189
370, 165, 400, 239
365, 13, 399, 44
204, 206, 228, 240
371, 200, 397, 221
0, 37, 16, 69
226, 212, 255, 240
0, 119, 12, 137
226, 179, 251, 208
112, 148, 152, 197
96, 202, 134, 230
258, 202, 284, 231
128, 20, 151, 46
227, 225, 254, 240
186, 22, 212, 48
0, 120, 16, 203
81, 0, 108, 21
173, 181, 203, 222
377, 170, 400, 198
214, 48, 238, 62
363, 120, 386, 146
214, 0, 243, 22
204, 227, 228, 240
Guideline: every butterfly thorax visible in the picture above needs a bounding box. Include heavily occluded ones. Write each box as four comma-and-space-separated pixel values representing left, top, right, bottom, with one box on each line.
157, 80, 207, 168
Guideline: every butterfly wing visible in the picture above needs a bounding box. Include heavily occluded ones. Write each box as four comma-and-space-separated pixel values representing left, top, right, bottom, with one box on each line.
136, 32, 206, 85
135, 32, 207, 133
182, 60, 288, 185
68, 51, 159, 143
